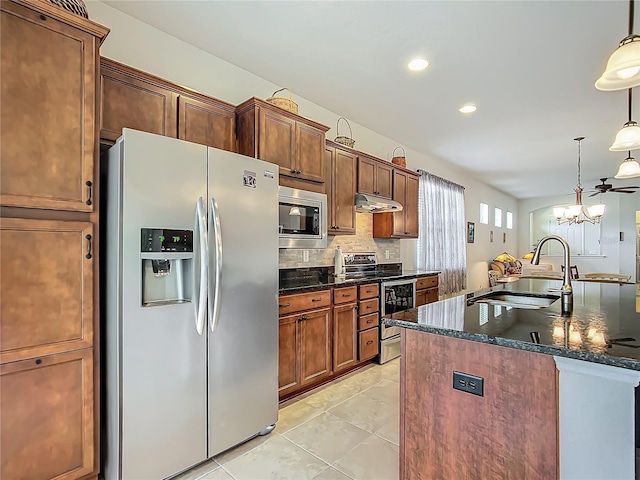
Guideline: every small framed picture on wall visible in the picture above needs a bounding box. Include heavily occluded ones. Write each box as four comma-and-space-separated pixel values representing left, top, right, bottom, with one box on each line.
467, 222, 475, 243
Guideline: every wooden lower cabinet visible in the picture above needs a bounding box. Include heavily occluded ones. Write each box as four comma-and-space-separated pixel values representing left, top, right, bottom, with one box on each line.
401, 330, 557, 479
1, 348, 94, 480
415, 275, 439, 307
278, 307, 332, 397
332, 303, 358, 373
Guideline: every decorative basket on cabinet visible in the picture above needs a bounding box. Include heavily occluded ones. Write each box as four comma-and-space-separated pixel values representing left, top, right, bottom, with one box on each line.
334, 117, 355, 148
266, 88, 299, 114
391, 146, 406, 168
47, 0, 89, 18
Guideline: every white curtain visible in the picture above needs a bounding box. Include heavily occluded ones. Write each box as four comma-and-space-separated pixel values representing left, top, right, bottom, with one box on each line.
417, 171, 467, 295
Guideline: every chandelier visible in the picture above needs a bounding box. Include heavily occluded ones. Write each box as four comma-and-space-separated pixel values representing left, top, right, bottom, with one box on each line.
553, 137, 606, 225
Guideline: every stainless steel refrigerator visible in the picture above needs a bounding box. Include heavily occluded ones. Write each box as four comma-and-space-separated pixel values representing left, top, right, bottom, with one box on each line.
103, 129, 279, 480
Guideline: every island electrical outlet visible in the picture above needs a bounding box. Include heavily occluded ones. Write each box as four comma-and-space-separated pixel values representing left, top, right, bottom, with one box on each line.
453, 371, 484, 397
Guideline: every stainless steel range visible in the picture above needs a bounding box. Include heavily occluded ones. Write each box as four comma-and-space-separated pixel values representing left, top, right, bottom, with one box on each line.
342, 253, 416, 364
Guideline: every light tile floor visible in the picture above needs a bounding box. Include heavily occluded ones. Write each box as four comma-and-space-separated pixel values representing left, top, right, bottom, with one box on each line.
175, 359, 400, 480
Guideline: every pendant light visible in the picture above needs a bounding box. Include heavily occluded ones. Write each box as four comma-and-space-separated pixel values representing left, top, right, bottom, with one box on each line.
610, 88, 640, 150
553, 137, 606, 225
596, 0, 640, 91
615, 151, 640, 178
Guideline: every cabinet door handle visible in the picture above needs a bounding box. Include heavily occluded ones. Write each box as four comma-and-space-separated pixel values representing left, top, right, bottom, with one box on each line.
366, 340, 374, 345
85, 180, 93, 206
300, 315, 308, 321
279, 303, 291, 308
85, 234, 93, 259
311, 298, 323, 302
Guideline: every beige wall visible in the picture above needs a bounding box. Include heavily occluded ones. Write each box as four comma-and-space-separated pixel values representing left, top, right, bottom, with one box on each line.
89, 1, 519, 292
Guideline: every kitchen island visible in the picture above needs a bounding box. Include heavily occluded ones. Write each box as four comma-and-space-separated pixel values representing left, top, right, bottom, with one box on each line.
384, 279, 640, 480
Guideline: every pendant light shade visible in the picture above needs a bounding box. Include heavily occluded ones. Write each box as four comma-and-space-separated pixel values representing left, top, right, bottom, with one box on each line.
596, 36, 640, 91
610, 120, 640, 150
614, 154, 640, 178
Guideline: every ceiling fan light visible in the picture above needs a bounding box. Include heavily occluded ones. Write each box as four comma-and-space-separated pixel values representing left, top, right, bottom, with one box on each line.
587, 203, 606, 217
614, 156, 640, 178
596, 37, 640, 91
610, 122, 640, 151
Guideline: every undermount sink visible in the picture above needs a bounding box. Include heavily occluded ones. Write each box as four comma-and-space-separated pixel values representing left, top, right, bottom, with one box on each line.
471, 291, 561, 309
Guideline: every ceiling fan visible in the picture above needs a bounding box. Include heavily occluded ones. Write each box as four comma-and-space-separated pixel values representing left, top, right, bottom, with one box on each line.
588, 178, 639, 196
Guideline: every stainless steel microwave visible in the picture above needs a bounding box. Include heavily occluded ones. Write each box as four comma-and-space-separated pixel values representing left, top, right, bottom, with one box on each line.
278, 186, 327, 249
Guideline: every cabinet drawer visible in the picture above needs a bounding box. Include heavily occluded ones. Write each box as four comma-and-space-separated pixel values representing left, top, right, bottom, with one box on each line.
359, 283, 379, 300
359, 298, 379, 316
417, 276, 439, 289
426, 287, 439, 304
359, 327, 379, 361
358, 312, 379, 331
279, 290, 331, 315
333, 286, 357, 305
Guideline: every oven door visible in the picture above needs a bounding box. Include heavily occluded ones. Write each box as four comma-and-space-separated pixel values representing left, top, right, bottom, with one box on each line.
381, 278, 416, 339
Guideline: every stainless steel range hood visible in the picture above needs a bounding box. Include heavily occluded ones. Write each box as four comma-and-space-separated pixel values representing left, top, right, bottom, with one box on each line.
355, 193, 403, 213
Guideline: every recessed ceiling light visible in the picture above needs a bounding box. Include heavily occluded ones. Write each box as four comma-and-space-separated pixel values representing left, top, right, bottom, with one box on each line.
408, 58, 429, 71
459, 104, 477, 114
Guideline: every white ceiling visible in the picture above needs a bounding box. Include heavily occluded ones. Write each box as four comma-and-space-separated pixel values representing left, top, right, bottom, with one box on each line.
104, 0, 640, 199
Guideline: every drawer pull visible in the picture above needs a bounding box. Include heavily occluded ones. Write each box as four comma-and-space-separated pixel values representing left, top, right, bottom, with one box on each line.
300, 315, 308, 321
366, 290, 374, 293
366, 340, 374, 345
342, 293, 352, 297
366, 305, 373, 309
279, 303, 291, 308
366, 319, 374, 324
311, 298, 323, 302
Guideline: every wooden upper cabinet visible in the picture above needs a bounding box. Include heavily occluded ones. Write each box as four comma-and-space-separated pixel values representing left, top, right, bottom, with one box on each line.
357, 156, 393, 199
0, 0, 108, 212
236, 98, 330, 187
376, 162, 394, 199
1, 348, 94, 480
178, 95, 236, 151
100, 58, 177, 143
373, 169, 420, 239
0, 218, 94, 364
392, 170, 408, 236
405, 173, 419, 237
258, 108, 296, 173
325, 142, 356, 235
296, 123, 325, 183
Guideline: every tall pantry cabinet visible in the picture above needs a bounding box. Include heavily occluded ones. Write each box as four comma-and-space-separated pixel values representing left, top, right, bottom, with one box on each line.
0, 1, 109, 479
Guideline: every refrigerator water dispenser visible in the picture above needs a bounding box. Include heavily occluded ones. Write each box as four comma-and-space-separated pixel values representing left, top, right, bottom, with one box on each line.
141, 228, 194, 307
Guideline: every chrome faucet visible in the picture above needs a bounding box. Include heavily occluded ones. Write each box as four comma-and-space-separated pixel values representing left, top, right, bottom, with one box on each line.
531, 235, 573, 314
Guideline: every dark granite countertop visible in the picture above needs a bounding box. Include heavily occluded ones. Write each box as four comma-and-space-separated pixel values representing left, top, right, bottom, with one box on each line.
278, 267, 440, 294
383, 279, 640, 370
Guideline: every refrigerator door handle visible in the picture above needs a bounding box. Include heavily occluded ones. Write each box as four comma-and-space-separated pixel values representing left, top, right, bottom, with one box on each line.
194, 197, 208, 335
208, 196, 222, 332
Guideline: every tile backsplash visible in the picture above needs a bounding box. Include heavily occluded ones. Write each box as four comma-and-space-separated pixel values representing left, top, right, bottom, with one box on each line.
278, 213, 401, 268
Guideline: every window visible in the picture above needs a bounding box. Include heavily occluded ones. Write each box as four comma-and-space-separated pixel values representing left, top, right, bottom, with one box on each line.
506, 211, 513, 229
494, 208, 502, 227
480, 203, 489, 224
417, 172, 467, 295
